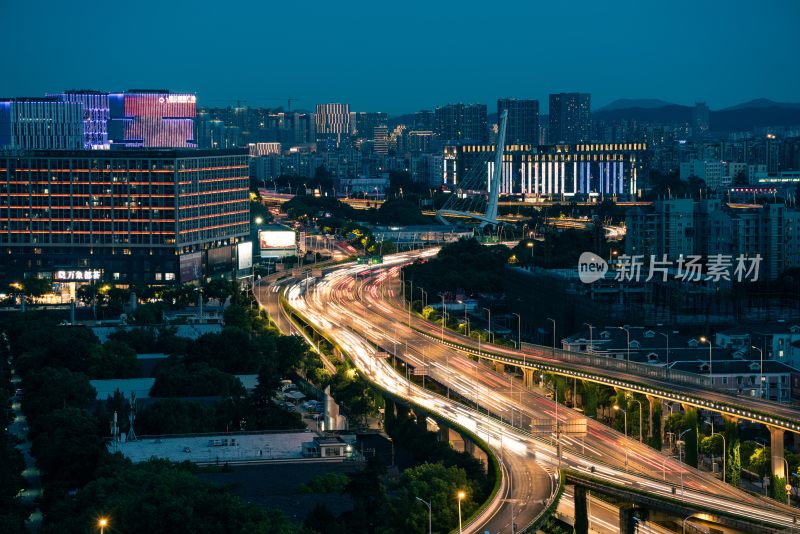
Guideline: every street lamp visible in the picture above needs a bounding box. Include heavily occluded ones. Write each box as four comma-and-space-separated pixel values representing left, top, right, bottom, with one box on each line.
682, 512, 702, 534
419, 288, 428, 309
457, 490, 466, 534
254, 216, 263, 225
629, 397, 644, 442
712, 432, 727, 483
616, 326, 631, 369
526, 240, 534, 263
613, 404, 628, 438
547, 317, 556, 356
583, 323, 594, 355
658, 331, 670, 377
98, 517, 109, 534
677, 428, 692, 494
415, 496, 432, 534
481, 307, 492, 343
751, 345, 764, 399
512, 312, 522, 352
699, 336, 713, 385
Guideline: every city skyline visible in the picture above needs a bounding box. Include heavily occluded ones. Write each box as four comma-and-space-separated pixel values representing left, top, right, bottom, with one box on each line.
2, 1, 799, 114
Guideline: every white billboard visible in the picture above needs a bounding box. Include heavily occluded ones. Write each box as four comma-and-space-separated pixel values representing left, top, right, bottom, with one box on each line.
237, 242, 253, 270
260, 229, 296, 258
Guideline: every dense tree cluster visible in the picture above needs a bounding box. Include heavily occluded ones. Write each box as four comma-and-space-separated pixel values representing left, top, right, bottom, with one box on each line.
402, 238, 512, 296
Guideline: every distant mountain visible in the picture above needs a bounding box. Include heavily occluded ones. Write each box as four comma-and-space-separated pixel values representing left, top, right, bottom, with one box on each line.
598, 99, 675, 112
723, 99, 800, 111
593, 104, 692, 124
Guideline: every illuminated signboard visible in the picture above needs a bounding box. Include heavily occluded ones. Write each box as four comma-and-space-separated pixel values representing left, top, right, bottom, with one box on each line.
237, 242, 253, 270
158, 95, 196, 104
54, 269, 102, 281
259, 229, 296, 258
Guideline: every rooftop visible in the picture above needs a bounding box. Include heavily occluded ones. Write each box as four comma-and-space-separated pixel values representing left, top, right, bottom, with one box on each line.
112, 431, 314, 464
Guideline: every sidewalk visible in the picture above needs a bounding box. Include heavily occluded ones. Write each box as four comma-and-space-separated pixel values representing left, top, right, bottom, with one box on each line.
8, 368, 43, 531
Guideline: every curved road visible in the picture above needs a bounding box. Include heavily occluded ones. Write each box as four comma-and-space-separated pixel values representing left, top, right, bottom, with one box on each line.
282, 253, 800, 531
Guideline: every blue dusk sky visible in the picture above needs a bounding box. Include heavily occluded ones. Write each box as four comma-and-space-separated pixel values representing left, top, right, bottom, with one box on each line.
1, 0, 798, 114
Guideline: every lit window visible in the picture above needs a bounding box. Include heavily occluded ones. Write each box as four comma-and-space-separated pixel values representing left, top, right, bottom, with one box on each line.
165, 273, 175, 281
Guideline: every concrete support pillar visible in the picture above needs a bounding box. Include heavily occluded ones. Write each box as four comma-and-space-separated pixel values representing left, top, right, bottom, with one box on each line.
522, 368, 535, 388
770, 426, 786, 479
463, 436, 476, 456
647, 396, 656, 439
438, 425, 451, 444
573, 485, 588, 534
493, 362, 505, 373
619, 505, 636, 534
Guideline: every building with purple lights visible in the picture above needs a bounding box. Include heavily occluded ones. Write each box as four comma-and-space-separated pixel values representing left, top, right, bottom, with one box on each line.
49, 90, 110, 149
109, 90, 197, 148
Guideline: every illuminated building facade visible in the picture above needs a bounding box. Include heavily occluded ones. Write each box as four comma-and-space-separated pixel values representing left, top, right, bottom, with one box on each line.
315, 103, 350, 149
0, 98, 84, 150
0, 149, 249, 287
50, 90, 110, 149
443, 142, 647, 198
109, 90, 197, 148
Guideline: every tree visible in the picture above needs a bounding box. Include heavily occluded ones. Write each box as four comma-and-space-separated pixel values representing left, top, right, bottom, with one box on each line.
31, 407, 106, 490
87, 340, 140, 379
728, 439, 742, 487
390, 462, 477, 534
21, 276, 52, 298
23, 367, 96, 422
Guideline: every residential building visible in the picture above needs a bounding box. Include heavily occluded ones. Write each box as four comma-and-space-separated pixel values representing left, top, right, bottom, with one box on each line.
548, 93, 591, 144
497, 98, 539, 145
434, 103, 488, 142
693, 102, 710, 135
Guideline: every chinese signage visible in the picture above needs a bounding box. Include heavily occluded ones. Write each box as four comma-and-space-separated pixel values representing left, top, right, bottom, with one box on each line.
578, 252, 762, 284
54, 269, 102, 281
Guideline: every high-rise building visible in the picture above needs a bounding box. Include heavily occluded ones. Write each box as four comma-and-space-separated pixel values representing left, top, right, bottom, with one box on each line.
414, 110, 435, 130
315, 103, 350, 149
497, 98, 539, 145
548, 93, 591, 144
0, 98, 84, 150
373, 125, 389, 155
0, 148, 250, 287
692, 102, 710, 136
350, 112, 388, 141
434, 103, 488, 142
50, 90, 110, 149
109, 90, 197, 148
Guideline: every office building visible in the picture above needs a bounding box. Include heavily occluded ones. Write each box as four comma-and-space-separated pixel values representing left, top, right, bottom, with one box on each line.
109, 90, 197, 148
443, 142, 646, 197
350, 112, 388, 140
0, 148, 250, 290
373, 125, 389, 155
0, 98, 84, 150
434, 103, 488, 142
497, 98, 539, 145
315, 103, 350, 149
414, 110, 435, 130
48, 90, 110, 150
679, 159, 727, 188
548, 93, 591, 144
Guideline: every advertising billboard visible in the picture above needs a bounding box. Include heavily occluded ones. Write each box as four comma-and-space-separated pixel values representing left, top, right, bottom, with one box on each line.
179, 252, 203, 283
259, 229, 296, 258
207, 246, 232, 274
237, 242, 253, 270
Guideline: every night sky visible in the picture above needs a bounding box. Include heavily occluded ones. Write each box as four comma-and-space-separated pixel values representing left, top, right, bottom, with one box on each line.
2, 0, 798, 114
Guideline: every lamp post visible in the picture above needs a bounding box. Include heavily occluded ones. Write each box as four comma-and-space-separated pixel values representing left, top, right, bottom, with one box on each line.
629, 397, 644, 442
616, 326, 631, 369
677, 428, 692, 494
482, 307, 492, 343
442, 295, 447, 342
682, 512, 702, 534
457, 490, 466, 534
512, 312, 522, 353
613, 404, 628, 438
547, 317, 556, 356
712, 432, 727, 483
583, 323, 594, 355
420, 288, 427, 309
98, 518, 109, 534
752, 345, 764, 399
416, 497, 432, 534
658, 331, 670, 377
700, 336, 713, 386
526, 240, 533, 264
